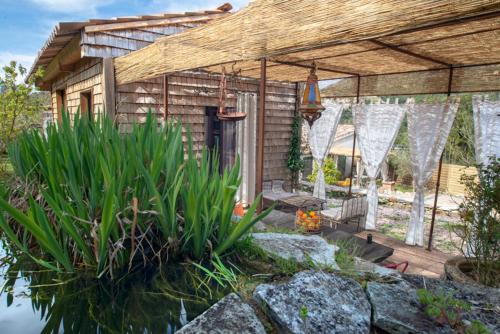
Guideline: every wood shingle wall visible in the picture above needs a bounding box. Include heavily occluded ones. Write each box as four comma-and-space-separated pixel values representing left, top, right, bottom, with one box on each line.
50, 58, 103, 120
116, 71, 297, 181
47, 17, 296, 182
81, 26, 195, 58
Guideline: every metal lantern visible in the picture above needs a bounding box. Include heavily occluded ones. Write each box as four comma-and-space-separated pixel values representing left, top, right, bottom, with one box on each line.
300, 63, 325, 126
217, 66, 247, 121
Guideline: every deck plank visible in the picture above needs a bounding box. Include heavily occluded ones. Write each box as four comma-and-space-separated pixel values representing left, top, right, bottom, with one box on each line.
356, 231, 451, 277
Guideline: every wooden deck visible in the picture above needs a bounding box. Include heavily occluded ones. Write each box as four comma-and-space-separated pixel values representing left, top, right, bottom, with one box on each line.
260, 210, 452, 278
356, 231, 451, 278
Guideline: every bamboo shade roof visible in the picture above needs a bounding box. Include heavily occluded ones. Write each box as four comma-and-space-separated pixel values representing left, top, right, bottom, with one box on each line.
114, 0, 500, 96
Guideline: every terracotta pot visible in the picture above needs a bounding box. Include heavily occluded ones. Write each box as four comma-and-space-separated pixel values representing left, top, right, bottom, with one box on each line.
444, 255, 485, 287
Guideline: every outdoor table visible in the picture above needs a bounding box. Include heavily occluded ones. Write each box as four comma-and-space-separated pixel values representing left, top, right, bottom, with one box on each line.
323, 229, 394, 263
276, 194, 327, 213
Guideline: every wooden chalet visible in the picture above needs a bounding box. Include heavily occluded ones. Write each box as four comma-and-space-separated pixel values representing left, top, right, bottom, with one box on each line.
28, 3, 297, 183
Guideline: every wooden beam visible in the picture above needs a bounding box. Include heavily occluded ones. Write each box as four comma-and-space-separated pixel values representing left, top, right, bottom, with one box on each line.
256, 58, 267, 213
163, 74, 169, 120
272, 59, 358, 77
102, 58, 116, 120
370, 40, 450, 67
42, 37, 81, 84
85, 13, 228, 33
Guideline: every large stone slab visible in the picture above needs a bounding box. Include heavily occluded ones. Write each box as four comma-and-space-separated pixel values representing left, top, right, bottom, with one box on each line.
353, 257, 399, 277
251, 232, 339, 269
402, 275, 500, 333
254, 270, 371, 333
367, 280, 453, 334
176, 293, 266, 334
367, 275, 500, 334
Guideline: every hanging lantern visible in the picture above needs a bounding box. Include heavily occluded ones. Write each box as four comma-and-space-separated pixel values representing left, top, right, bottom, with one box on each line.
217, 66, 247, 121
300, 63, 325, 126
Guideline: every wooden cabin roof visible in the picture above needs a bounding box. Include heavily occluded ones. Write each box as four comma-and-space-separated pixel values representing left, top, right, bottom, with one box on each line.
27, 3, 233, 83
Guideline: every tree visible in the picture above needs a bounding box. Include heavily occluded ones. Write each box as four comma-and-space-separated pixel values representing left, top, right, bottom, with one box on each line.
443, 94, 475, 166
0, 61, 45, 153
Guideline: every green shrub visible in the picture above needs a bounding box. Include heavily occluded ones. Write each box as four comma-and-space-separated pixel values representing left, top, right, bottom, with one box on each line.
0, 111, 271, 277
307, 157, 342, 185
287, 115, 304, 189
417, 289, 490, 333
453, 158, 500, 287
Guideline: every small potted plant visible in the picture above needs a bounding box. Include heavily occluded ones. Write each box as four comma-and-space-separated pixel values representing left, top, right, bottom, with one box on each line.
296, 209, 321, 233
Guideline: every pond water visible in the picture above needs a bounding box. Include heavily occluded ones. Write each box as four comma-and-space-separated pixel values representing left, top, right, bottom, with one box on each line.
0, 242, 227, 333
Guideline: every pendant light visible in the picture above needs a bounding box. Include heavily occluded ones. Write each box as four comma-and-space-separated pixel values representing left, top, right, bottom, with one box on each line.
300, 62, 325, 126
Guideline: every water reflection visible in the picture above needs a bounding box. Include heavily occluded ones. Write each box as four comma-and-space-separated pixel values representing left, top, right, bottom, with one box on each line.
0, 245, 227, 333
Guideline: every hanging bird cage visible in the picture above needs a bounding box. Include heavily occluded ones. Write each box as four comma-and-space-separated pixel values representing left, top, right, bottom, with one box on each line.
300, 63, 325, 126
217, 66, 247, 121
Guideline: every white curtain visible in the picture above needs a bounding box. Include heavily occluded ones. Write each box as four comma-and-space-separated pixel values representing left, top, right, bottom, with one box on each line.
472, 97, 500, 166
405, 99, 459, 246
236, 93, 257, 205
353, 101, 406, 230
308, 100, 345, 200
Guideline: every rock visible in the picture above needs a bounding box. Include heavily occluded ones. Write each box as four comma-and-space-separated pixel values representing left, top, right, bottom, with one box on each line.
367, 280, 453, 334
254, 270, 371, 333
367, 275, 500, 334
252, 220, 267, 232
251, 232, 339, 269
402, 275, 500, 334
176, 293, 266, 334
353, 257, 400, 277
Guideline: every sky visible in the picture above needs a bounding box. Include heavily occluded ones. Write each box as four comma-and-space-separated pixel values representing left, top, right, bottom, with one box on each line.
0, 0, 250, 76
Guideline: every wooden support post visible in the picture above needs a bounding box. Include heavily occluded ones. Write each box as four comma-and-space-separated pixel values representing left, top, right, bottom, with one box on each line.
256, 58, 267, 213
348, 75, 361, 196
163, 74, 169, 120
293, 82, 302, 192
348, 135, 357, 196
102, 58, 116, 120
428, 154, 444, 251
428, 66, 453, 251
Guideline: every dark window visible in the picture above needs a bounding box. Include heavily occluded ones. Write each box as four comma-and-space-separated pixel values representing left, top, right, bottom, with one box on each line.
205, 107, 222, 173
205, 107, 237, 173
205, 107, 220, 151
56, 89, 66, 122
80, 91, 93, 119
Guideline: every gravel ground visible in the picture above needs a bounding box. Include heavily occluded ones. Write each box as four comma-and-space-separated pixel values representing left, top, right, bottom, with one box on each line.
325, 197, 462, 255
375, 201, 462, 255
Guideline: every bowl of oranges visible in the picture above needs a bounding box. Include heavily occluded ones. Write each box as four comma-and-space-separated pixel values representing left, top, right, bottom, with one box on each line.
295, 210, 321, 233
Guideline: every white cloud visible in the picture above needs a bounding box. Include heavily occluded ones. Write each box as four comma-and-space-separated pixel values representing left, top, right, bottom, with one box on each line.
0, 52, 35, 71
30, 0, 116, 14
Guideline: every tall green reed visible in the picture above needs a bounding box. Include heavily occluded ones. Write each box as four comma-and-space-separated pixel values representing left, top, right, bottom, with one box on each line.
0, 111, 271, 277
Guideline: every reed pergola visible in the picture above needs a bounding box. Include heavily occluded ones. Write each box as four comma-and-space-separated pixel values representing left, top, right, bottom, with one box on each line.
114, 0, 500, 249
